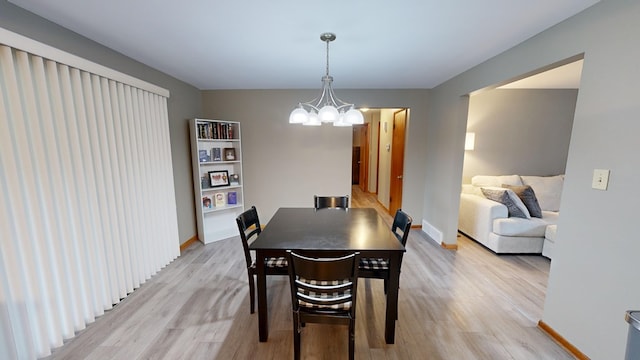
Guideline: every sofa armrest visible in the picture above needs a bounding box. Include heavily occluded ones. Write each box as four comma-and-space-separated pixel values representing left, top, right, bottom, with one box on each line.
458, 193, 508, 244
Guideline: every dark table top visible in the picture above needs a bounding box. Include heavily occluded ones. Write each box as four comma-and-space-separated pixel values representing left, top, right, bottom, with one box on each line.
250, 207, 405, 253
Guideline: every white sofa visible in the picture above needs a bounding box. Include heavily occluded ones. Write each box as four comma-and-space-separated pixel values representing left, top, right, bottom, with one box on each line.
543, 224, 557, 258
458, 174, 563, 255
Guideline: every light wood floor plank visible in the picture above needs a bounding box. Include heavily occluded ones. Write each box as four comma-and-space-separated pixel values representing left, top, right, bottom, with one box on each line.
44, 186, 574, 359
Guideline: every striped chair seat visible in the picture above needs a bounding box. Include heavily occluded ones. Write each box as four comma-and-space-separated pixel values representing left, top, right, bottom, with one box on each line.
359, 257, 389, 270
296, 278, 352, 310
264, 256, 288, 268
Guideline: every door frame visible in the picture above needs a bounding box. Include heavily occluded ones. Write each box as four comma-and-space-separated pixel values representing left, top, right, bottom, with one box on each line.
389, 109, 407, 215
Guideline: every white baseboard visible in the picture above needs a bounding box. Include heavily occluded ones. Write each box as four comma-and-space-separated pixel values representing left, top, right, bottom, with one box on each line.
421, 219, 443, 245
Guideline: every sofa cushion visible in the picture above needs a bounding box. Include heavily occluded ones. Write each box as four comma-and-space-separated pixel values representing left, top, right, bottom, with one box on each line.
502, 184, 543, 218
521, 175, 564, 212
493, 211, 559, 237
545, 224, 558, 242
481, 187, 530, 219
472, 175, 523, 188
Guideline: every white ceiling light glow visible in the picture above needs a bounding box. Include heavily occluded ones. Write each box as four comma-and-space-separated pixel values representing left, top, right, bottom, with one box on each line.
289, 33, 364, 127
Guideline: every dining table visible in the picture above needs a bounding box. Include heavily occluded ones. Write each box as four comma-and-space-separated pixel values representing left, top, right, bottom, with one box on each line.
249, 207, 406, 344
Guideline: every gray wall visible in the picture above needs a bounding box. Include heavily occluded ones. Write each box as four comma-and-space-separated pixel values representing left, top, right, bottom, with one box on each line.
201, 90, 429, 223
424, 0, 639, 358
6, 0, 636, 357
463, 89, 577, 183
0, 0, 202, 244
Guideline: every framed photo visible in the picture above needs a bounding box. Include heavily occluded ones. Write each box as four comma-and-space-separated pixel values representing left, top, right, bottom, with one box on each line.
214, 192, 226, 207
209, 170, 230, 188
211, 147, 222, 161
227, 191, 237, 205
198, 149, 210, 163
224, 148, 236, 161
229, 173, 240, 185
202, 196, 212, 209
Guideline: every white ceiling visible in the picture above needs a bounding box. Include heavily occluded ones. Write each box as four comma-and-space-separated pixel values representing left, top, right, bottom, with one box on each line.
9, 0, 598, 90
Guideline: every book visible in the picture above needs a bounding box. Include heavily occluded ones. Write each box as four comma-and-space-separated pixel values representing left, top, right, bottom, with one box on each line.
212, 147, 222, 161
202, 196, 212, 209
214, 192, 226, 207
199, 149, 210, 162
227, 191, 237, 205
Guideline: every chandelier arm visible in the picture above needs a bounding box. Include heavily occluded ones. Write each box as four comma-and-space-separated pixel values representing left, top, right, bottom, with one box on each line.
325, 86, 352, 108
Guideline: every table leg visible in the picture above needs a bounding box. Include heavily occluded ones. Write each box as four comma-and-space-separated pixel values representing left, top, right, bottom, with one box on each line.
385, 252, 402, 344
256, 252, 268, 341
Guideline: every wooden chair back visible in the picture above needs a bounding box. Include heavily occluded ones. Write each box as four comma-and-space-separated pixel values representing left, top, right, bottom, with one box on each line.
313, 195, 349, 209
286, 250, 360, 360
236, 205, 261, 269
391, 209, 413, 246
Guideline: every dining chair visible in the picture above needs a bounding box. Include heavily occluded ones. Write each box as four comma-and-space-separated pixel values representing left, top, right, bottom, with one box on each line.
236, 206, 288, 314
358, 209, 412, 294
313, 195, 349, 209
286, 250, 360, 360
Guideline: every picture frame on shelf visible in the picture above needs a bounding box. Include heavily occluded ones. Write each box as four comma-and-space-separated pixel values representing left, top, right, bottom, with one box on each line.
212, 147, 222, 161
202, 196, 212, 209
209, 170, 230, 188
214, 192, 226, 207
227, 191, 237, 205
199, 149, 210, 163
201, 174, 211, 189
229, 173, 240, 185
224, 148, 236, 161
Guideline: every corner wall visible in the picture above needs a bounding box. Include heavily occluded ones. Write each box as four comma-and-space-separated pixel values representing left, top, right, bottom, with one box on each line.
423, 1, 640, 358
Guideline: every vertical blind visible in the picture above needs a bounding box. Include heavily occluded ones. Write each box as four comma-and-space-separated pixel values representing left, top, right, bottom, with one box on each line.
0, 40, 180, 358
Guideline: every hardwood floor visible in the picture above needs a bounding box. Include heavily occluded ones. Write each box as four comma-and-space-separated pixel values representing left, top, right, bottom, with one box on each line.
45, 187, 572, 359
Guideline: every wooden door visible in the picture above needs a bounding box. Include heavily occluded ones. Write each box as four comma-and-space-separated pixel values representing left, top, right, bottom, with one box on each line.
389, 109, 407, 215
357, 124, 369, 192
352, 147, 360, 184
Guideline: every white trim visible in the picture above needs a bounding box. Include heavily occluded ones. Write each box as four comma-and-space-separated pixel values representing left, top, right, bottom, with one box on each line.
421, 219, 443, 245
0, 27, 170, 98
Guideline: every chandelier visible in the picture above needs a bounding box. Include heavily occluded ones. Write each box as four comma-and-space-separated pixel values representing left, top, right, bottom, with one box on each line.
289, 33, 364, 127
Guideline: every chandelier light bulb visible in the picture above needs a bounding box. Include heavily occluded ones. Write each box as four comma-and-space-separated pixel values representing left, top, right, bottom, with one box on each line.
304, 111, 321, 126
318, 105, 339, 122
289, 106, 309, 124
345, 108, 364, 124
333, 111, 351, 127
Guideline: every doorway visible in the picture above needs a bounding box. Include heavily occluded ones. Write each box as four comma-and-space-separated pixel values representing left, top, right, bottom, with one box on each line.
352, 108, 408, 215
352, 124, 369, 190
389, 109, 407, 216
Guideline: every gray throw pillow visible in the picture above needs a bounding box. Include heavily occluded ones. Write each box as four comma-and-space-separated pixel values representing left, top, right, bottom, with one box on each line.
480, 188, 528, 218
502, 184, 543, 218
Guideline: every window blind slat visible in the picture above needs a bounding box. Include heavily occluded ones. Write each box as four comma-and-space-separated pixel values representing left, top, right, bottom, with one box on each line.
0, 39, 179, 358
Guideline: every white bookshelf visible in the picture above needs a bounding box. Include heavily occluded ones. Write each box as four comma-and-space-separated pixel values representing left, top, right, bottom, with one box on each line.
189, 118, 244, 244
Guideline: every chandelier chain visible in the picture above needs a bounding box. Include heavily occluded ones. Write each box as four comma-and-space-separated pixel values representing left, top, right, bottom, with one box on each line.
325, 38, 330, 78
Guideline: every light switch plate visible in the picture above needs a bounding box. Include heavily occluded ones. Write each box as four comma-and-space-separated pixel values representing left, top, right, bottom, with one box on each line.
592, 169, 610, 190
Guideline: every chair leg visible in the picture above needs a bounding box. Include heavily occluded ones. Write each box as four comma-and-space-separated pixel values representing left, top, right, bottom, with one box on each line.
383, 278, 388, 294
348, 319, 355, 360
248, 273, 255, 314
293, 314, 301, 360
